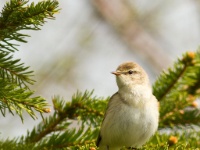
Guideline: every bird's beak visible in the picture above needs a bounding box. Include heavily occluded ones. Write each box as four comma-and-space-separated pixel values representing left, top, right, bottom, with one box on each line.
111, 71, 121, 76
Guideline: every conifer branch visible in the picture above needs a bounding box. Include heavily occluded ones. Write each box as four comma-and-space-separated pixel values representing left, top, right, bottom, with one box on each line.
2, 85, 200, 149
142, 129, 200, 150
36, 126, 98, 149
0, 0, 59, 119
153, 51, 200, 128
0, 0, 59, 52
153, 52, 195, 101
0, 78, 48, 121
161, 109, 200, 127
23, 91, 107, 145
0, 52, 34, 87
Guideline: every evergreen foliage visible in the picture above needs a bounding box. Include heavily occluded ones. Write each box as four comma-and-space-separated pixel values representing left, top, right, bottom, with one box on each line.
0, 0, 59, 120
1, 0, 200, 149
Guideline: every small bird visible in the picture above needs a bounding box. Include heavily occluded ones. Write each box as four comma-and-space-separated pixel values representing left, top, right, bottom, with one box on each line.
96, 62, 159, 150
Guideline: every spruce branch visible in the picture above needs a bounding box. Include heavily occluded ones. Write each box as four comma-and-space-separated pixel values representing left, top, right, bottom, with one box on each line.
0, 0, 59, 119
141, 129, 200, 150
21, 91, 106, 149
70, 91, 107, 126
2, 82, 200, 150
0, 0, 59, 52
0, 51, 34, 87
153, 51, 200, 127
0, 78, 48, 121
0, 140, 35, 150
153, 52, 195, 101
36, 125, 98, 149
161, 108, 200, 127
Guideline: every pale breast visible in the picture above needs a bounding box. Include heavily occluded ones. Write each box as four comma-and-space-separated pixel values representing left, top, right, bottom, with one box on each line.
100, 93, 158, 148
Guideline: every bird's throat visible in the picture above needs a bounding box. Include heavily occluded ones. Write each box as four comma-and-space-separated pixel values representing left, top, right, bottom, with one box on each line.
118, 85, 152, 107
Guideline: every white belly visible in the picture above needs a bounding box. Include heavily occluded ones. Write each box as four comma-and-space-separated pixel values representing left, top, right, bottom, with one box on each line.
101, 96, 158, 148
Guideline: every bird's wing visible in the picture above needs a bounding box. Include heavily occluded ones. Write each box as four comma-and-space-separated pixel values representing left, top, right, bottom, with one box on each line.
96, 92, 118, 147
96, 133, 102, 146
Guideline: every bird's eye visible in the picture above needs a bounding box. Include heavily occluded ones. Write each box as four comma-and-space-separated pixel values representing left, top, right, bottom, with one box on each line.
128, 70, 134, 74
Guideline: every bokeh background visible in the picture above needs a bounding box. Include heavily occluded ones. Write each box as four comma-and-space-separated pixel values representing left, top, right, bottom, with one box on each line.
1, 0, 200, 139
